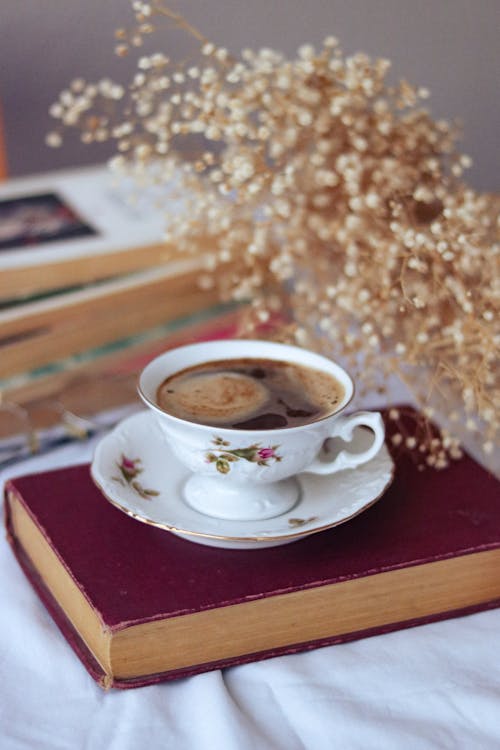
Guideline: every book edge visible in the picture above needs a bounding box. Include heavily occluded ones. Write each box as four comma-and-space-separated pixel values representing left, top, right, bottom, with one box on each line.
108, 595, 500, 689
4, 493, 113, 690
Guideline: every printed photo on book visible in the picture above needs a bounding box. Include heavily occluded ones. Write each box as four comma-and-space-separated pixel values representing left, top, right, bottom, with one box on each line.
0, 192, 98, 250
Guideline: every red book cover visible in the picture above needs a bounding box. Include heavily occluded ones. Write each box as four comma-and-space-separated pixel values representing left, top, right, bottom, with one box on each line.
4, 427, 500, 689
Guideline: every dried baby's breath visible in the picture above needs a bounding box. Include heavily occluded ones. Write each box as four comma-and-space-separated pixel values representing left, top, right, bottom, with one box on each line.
49, 1, 499, 467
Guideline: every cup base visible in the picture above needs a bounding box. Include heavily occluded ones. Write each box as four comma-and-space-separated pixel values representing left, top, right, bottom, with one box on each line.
182, 474, 300, 521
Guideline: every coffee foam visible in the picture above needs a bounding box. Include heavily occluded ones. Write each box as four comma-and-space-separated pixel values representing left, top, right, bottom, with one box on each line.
156, 357, 346, 429
157, 371, 269, 423
289, 365, 344, 411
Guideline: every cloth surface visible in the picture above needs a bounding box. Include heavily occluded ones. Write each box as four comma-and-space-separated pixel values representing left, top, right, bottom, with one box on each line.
1, 434, 500, 750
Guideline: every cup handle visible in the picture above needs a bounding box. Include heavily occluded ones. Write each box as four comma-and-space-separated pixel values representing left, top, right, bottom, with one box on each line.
305, 411, 385, 475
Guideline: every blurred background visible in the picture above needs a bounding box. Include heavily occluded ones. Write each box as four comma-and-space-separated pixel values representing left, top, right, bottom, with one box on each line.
1, 0, 499, 190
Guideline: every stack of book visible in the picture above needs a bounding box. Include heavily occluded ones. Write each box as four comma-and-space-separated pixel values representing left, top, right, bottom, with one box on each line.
0, 164, 236, 456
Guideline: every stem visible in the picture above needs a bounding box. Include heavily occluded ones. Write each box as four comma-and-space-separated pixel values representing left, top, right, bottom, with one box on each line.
152, 3, 209, 45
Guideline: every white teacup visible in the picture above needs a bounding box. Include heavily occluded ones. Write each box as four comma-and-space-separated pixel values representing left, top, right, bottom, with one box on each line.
138, 339, 385, 521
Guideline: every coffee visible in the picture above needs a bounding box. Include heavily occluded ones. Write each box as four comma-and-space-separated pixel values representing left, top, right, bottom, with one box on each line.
156, 357, 344, 429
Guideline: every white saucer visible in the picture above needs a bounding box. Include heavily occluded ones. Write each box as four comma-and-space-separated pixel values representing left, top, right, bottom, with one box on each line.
91, 411, 395, 549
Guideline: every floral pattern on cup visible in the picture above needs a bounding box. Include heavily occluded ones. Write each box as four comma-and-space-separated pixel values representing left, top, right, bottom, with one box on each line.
205, 436, 282, 475
112, 454, 159, 499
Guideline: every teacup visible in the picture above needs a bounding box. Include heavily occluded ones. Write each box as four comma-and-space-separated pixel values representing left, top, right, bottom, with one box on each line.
138, 339, 385, 521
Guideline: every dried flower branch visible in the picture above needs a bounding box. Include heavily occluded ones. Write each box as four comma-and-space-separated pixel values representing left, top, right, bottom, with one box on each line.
48, 1, 499, 468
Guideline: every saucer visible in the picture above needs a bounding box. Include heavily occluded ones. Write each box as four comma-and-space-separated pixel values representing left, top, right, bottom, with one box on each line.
91, 411, 395, 549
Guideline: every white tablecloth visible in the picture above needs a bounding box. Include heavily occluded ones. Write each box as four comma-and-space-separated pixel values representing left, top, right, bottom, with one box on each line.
2, 434, 500, 750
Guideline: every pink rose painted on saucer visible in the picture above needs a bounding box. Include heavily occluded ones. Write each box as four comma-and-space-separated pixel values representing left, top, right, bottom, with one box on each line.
112, 454, 160, 500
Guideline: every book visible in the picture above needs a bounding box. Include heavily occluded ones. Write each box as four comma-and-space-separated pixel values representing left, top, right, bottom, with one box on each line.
0, 165, 185, 301
4, 428, 500, 690
0, 261, 222, 383
0, 304, 242, 420
0, 305, 243, 467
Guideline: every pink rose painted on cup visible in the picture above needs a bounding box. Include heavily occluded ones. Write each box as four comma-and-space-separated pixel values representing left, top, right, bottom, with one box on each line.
257, 447, 277, 461
205, 437, 282, 474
